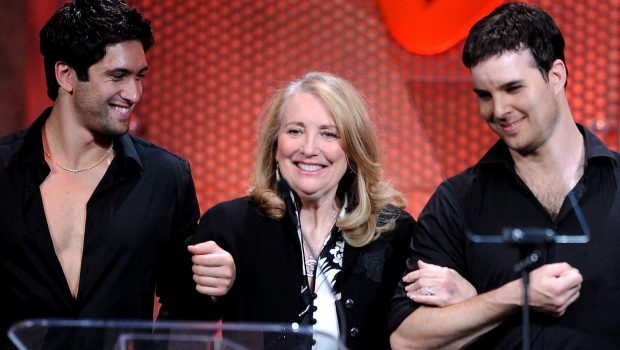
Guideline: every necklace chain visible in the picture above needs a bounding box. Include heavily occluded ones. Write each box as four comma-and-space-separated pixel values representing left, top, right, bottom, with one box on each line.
302, 212, 339, 277
43, 143, 113, 173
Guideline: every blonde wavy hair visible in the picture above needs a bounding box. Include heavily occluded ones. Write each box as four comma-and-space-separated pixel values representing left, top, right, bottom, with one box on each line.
250, 72, 406, 247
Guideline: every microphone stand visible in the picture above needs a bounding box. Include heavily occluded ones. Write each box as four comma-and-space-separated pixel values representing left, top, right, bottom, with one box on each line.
514, 246, 542, 350
467, 192, 590, 350
503, 228, 554, 350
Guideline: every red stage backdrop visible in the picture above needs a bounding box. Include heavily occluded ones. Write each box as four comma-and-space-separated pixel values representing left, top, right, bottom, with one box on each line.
21, 0, 620, 216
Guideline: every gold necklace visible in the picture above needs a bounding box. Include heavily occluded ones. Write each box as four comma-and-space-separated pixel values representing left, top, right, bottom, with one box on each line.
43, 143, 113, 173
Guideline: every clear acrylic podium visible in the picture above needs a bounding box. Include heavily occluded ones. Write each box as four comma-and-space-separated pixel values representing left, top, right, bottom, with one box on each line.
8, 319, 347, 350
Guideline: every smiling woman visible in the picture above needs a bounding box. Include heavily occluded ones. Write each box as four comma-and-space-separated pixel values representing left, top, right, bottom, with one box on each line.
276, 91, 349, 205
187, 71, 416, 349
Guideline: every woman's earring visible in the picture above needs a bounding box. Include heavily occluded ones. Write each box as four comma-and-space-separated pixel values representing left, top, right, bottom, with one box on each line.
346, 158, 357, 175
275, 160, 281, 182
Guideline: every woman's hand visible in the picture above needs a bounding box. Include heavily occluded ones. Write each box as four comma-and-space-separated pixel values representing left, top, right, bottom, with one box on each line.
403, 260, 477, 307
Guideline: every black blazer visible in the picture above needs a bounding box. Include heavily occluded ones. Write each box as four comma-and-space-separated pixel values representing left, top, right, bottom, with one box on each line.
189, 196, 415, 350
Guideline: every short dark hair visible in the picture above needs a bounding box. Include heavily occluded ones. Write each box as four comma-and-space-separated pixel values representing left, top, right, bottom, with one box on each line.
462, 2, 567, 82
40, 0, 154, 100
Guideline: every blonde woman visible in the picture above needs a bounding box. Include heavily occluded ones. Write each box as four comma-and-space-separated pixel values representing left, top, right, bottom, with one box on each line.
189, 72, 414, 349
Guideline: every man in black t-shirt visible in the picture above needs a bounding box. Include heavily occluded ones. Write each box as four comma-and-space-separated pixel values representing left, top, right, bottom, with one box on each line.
389, 3, 620, 349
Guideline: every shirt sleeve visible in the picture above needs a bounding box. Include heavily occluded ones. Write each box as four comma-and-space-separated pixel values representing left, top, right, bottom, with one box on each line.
387, 181, 469, 334
156, 159, 217, 320
185, 199, 245, 321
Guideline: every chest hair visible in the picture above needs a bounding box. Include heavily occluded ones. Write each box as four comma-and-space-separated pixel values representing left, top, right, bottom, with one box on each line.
521, 177, 566, 219
517, 163, 584, 220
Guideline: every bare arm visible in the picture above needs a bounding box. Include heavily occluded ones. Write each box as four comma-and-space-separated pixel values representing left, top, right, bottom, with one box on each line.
392, 278, 520, 350
391, 263, 582, 350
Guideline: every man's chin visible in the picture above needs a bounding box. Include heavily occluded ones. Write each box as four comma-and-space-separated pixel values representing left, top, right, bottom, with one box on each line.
102, 123, 130, 137
114, 127, 130, 136
507, 139, 538, 156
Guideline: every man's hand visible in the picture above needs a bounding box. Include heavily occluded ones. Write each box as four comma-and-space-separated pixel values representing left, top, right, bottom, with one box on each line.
404, 260, 477, 307
527, 262, 582, 316
187, 241, 236, 297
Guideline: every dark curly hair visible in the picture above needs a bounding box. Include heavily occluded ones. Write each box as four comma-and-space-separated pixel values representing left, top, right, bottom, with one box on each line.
40, 0, 154, 100
462, 2, 567, 84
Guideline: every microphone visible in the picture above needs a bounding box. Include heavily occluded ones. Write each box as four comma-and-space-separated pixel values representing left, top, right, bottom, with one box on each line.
467, 227, 589, 245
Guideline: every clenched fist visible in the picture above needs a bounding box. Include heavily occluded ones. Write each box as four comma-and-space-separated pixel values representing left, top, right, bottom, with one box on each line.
188, 241, 236, 297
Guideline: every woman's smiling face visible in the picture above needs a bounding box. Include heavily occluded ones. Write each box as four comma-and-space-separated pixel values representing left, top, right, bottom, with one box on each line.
276, 91, 348, 202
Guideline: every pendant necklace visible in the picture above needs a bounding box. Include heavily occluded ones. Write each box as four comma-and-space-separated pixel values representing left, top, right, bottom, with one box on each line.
305, 256, 318, 278
302, 212, 339, 280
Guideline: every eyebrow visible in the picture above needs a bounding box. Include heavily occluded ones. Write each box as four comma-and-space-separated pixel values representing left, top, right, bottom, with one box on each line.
500, 80, 524, 90
472, 79, 525, 95
319, 124, 338, 129
285, 121, 337, 126
283, 122, 338, 130
104, 67, 149, 76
